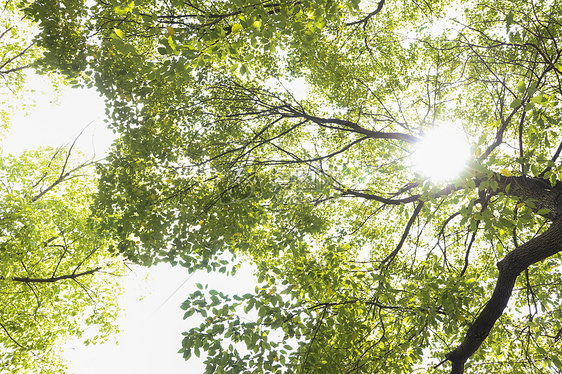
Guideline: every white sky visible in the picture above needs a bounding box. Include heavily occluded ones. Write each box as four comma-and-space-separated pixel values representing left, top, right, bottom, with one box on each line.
1, 79, 110, 158
65, 262, 256, 374
1, 75, 257, 374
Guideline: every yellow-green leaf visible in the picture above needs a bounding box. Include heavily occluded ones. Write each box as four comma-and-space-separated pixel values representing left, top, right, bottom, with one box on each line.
113, 28, 124, 39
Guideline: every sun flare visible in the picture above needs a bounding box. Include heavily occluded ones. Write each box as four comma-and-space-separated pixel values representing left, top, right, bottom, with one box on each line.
413, 125, 471, 182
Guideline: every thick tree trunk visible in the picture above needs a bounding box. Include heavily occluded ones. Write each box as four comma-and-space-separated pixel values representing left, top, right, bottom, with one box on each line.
445, 219, 562, 373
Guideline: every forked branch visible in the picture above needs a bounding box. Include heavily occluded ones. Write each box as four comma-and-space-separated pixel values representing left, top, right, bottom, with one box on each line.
10, 267, 101, 283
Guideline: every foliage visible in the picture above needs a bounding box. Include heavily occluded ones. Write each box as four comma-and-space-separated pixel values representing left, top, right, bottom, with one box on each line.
0, 0, 64, 131
0, 147, 124, 373
24, 0, 562, 373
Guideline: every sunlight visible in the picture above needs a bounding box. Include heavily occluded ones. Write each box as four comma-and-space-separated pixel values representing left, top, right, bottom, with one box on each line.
413, 124, 470, 182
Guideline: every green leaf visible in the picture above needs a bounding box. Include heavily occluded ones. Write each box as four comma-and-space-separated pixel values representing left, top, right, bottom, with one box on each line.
510, 98, 522, 108
505, 11, 514, 30
528, 81, 539, 96
530, 95, 544, 104
114, 3, 133, 16
552, 356, 562, 370
531, 164, 540, 177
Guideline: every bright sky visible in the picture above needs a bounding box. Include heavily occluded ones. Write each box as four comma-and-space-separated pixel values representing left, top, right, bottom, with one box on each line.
1, 78, 110, 157
64, 262, 256, 374
1, 74, 256, 374
413, 124, 471, 182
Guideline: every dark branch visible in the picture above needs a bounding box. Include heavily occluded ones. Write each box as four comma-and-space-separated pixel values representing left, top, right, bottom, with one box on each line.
381, 201, 425, 267
336, 187, 420, 205
0, 321, 28, 349
539, 139, 562, 178
10, 267, 101, 283
445, 219, 562, 373
299, 112, 418, 144
346, 0, 385, 27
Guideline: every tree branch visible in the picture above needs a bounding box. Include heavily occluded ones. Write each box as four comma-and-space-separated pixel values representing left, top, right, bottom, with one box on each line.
346, 0, 385, 27
0, 321, 28, 349
298, 112, 418, 144
10, 267, 101, 283
381, 201, 424, 267
336, 187, 420, 205
445, 219, 562, 373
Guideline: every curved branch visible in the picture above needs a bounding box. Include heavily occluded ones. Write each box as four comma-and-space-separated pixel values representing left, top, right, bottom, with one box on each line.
255, 136, 370, 166
0, 41, 35, 72
346, 0, 385, 27
445, 219, 562, 373
0, 321, 28, 349
300, 306, 328, 374
381, 201, 424, 267
539, 139, 562, 178
338, 181, 460, 205
336, 187, 420, 205
460, 197, 489, 277
478, 108, 520, 161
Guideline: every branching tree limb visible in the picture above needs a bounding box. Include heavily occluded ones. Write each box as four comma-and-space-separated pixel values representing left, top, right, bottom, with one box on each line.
446, 219, 562, 373
10, 267, 102, 283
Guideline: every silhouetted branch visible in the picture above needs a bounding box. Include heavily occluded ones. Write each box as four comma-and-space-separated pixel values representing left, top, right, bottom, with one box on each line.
11, 267, 101, 283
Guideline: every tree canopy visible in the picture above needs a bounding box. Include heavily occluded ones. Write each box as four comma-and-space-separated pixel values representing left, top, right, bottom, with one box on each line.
0, 146, 124, 373
21, 0, 562, 373
0, 0, 48, 129
0, 3, 127, 372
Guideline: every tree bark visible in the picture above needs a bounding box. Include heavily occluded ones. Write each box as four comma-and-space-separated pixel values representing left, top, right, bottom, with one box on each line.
497, 175, 562, 220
